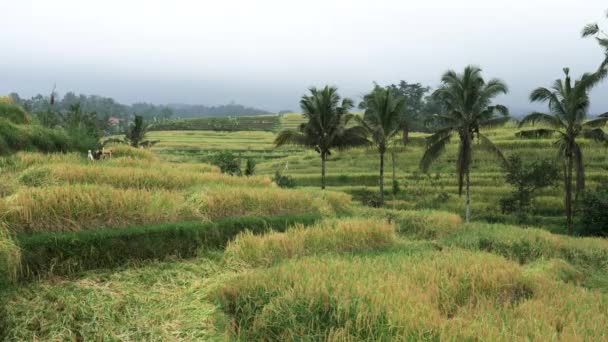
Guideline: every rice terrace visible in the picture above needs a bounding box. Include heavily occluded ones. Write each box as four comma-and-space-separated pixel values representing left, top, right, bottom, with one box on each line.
2, 2, 608, 341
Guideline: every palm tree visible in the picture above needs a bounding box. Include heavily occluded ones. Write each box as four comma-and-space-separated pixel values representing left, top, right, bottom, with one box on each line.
420, 66, 510, 223
357, 87, 406, 206
518, 67, 607, 233
124, 115, 149, 147
274, 86, 368, 189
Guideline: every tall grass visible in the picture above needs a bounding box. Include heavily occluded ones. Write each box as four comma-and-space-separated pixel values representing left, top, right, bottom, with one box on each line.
18, 164, 271, 189
359, 207, 462, 238
214, 249, 608, 341
192, 188, 350, 220
0, 225, 20, 286
225, 218, 396, 267
0, 185, 198, 232
443, 222, 608, 268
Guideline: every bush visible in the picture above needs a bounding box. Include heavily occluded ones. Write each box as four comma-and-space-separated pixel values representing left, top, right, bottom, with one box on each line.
578, 184, 608, 237
499, 155, 559, 222
16, 214, 320, 280
351, 188, 383, 208
210, 151, 241, 175
244, 158, 256, 176
0, 226, 20, 286
273, 170, 295, 188
225, 218, 396, 268
0, 102, 30, 124
0, 118, 83, 155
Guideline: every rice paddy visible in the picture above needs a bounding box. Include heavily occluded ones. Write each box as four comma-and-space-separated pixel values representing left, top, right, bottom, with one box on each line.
0, 118, 607, 341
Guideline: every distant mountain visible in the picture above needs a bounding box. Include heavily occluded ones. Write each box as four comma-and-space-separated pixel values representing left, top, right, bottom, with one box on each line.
167, 103, 272, 118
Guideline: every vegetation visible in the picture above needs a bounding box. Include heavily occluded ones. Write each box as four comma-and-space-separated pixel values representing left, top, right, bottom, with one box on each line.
275, 86, 368, 189
209, 151, 242, 175
357, 86, 406, 206
500, 155, 559, 222
150, 115, 279, 131
225, 218, 396, 268
519, 67, 607, 232
579, 184, 608, 236
1, 10, 608, 340
420, 65, 510, 222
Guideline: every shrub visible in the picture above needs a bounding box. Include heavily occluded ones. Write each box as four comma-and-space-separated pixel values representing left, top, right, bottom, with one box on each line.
499, 155, 559, 222
16, 214, 319, 280
244, 158, 256, 176
214, 250, 608, 340
273, 170, 295, 188
0, 226, 20, 286
0, 185, 197, 232
210, 151, 241, 175
225, 218, 396, 267
0, 102, 30, 124
191, 188, 340, 220
578, 184, 608, 237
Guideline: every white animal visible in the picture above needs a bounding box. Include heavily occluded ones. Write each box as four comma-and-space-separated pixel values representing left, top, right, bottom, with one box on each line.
87, 150, 94, 161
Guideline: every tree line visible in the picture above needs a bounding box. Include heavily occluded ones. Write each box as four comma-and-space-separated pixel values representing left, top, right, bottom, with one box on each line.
276, 12, 608, 234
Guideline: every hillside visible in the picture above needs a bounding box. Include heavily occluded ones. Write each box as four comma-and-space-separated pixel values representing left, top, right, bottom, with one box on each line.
0, 146, 607, 340
146, 118, 608, 232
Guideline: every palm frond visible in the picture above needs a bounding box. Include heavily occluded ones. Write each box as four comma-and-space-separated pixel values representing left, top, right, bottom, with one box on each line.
518, 112, 563, 128
582, 23, 600, 37
420, 133, 452, 173
583, 127, 608, 143
274, 130, 309, 147
583, 117, 608, 128
480, 116, 510, 128
515, 129, 556, 139
478, 133, 507, 167
333, 126, 370, 149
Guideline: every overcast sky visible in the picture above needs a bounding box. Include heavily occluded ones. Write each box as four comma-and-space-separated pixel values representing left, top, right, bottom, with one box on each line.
1, 0, 607, 114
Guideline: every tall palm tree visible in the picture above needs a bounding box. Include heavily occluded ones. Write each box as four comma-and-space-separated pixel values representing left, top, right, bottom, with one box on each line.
357, 87, 406, 206
518, 68, 607, 233
274, 86, 368, 189
420, 66, 510, 223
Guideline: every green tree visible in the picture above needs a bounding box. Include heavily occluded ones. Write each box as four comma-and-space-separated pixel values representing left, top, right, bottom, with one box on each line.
125, 115, 150, 147
500, 155, 559, 223
274, 86, 368, 189
518, 67, 607, 233
420, 66, 510, 223
357, 87, 406, 206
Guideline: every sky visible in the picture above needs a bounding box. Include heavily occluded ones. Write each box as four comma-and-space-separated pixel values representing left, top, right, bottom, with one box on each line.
1, 0, 607, 114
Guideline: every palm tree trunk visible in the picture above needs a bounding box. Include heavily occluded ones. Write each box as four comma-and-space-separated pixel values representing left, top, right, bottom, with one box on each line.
402, 127, 409, 145
565, 152, 573, 234
321, 153, 326, 190
465, 170, 471, 223
391, 149, 396, 208
379, 150, 385, 206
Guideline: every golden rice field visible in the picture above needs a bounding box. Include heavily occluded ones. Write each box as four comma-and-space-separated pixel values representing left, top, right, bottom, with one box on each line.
146, 118, 608, 232
0, 124, 607, 341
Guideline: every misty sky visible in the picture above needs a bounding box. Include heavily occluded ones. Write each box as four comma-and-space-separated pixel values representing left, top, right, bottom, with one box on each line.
1, 0, 607, 114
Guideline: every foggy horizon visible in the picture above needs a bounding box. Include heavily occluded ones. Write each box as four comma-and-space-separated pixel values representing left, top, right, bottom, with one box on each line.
2, 1, 608, 115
